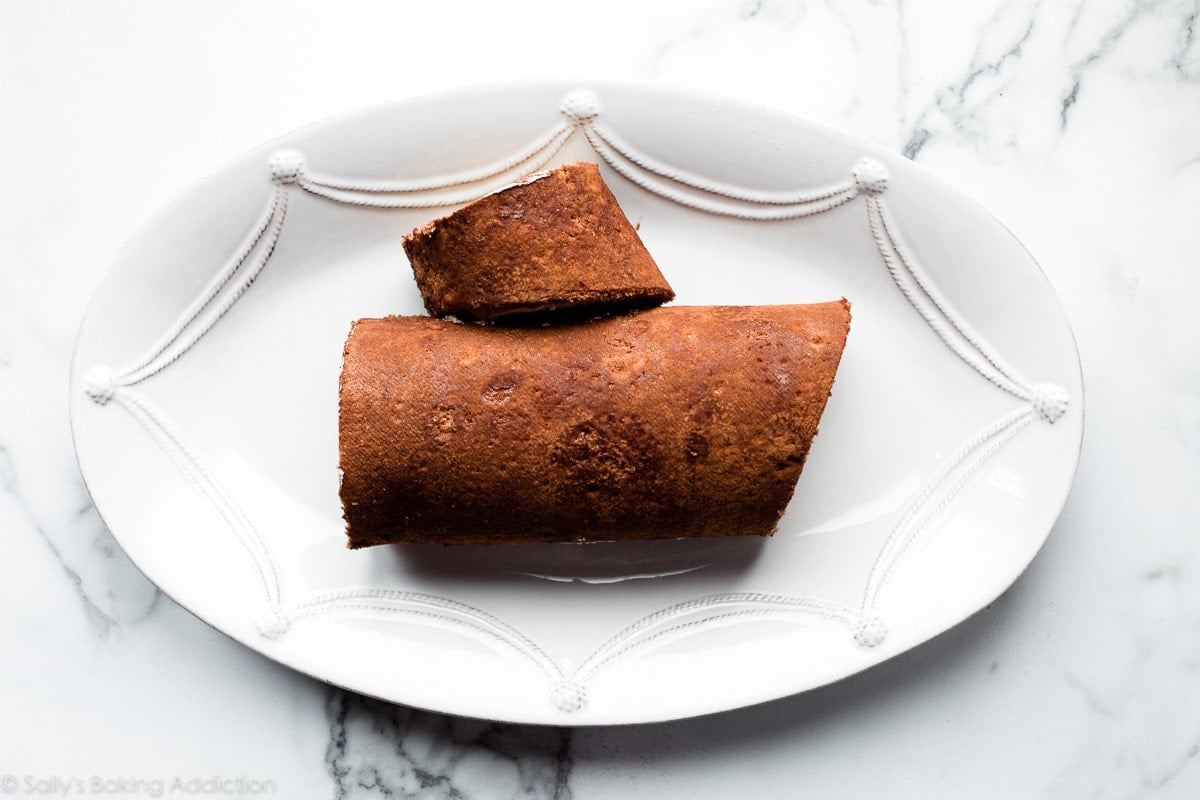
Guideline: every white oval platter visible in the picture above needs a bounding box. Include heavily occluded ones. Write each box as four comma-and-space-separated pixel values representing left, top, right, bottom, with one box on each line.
70, 81, 1083, 725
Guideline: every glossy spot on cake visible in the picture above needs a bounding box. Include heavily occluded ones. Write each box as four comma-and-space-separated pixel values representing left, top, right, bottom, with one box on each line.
685, 432, 710, 463
482, 370, 521, 405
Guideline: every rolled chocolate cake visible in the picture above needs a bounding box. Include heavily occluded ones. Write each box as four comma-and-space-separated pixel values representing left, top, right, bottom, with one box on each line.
402, 162, 674, 321
339, 302, 851, 547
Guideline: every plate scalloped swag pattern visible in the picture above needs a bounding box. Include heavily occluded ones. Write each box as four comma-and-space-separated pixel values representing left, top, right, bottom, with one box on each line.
80, 90, 1068, 714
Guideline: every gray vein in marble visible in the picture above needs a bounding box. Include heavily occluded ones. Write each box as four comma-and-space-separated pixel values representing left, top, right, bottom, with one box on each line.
902, 9, 1037, 158
5, 460, 163, 637
1057, 0, 1200, 129
1045, 538, 1200, 796
552, 727, 572, 800
2, 444, 132, 634
1058, 80, 1081, 131
737, 0, 803, 26
1177, 5, 1198, 73
325, 690, 572, 800
1063, 672, 1116, 718
1063, 0, 1088, 40
0, 441, 14, 489
897, 0, 1200, 157
1144, 564, 1181, 582
0, 314, 161, 632
1157, 743, 1200, 790
1173, 0, 1200, 78
1057, 1, 1138, 131
740, 0, 764, 20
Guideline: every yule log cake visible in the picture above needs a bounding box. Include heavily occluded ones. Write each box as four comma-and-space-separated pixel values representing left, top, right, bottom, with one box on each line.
402, 162, 674, 321
338, 301, 850, 547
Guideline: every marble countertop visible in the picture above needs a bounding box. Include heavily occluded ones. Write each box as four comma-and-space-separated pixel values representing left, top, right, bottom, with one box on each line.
2, 0, 1197, 797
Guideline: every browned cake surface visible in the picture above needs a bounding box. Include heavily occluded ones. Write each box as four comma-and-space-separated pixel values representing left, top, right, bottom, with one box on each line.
402, 162, 675, 321
339, 302, 851, 547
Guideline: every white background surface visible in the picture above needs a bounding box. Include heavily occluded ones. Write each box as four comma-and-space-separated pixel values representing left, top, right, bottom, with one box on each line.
2, 0, 1198, 797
